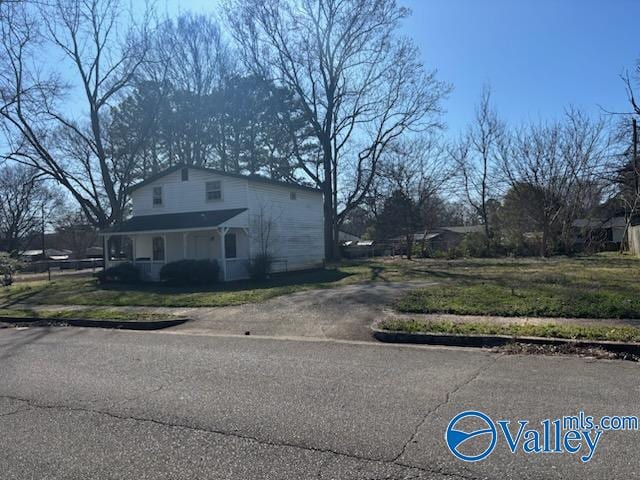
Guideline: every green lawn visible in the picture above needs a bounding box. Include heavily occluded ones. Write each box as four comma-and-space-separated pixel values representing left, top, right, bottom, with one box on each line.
0, 308, 176, 322
2, 254, 639, 314
394, 254, 640, 319
378, 318, 640, 343
0, 263, 400, 308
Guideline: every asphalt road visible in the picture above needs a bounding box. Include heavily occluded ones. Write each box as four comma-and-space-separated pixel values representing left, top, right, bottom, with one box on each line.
0, 327, 639, 479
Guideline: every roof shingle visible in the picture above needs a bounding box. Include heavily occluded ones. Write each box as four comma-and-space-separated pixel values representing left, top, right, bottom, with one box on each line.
100, 209, 247, 234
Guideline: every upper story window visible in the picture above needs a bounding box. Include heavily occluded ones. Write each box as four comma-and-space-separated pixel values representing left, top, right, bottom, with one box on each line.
290, 191, 297, 200
206, 180, 222, 202
152, 186, 163, 207
181, 168, 189, 181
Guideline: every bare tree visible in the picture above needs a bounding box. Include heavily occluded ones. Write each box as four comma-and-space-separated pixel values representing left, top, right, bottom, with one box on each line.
0, 0, 152, 228
0, 163, 63, 255
612, 70, 640, 251
376, 136, 453, 257
450, 87, 503, 238
143, 12, 236, 169
251, 204, 277, 257
558, 109, 611, 252
498, 109, 610, 256
54, 209, 99, 259
226, 0, 449, 260
154, 12, 234, 96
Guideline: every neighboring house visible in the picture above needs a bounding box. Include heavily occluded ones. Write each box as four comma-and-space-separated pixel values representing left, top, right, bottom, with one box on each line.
100, 165, 324, 281
572, 216, 639, 248
338, 229, 361, 244
392, 225, 485, 252
340, 240, 386, 258
430, 225, 485, 251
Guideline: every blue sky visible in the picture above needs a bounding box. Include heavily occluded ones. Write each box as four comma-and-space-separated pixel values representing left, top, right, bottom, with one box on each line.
163, 0, 639, 138
401, 0, 638, 135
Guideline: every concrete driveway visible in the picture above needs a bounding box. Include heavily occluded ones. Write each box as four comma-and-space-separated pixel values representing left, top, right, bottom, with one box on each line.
167, 280, 434, 340
10, 280, 433, 341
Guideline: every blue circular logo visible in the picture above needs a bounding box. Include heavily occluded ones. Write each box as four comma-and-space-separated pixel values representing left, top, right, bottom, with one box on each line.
446, 411, 497, 462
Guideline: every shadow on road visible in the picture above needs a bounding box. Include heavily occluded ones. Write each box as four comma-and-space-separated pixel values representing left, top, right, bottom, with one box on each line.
0, 327, 82, 362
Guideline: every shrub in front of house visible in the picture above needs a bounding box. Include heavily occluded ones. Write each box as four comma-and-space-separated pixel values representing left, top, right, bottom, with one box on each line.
96, 262, 141, 284
248, 253, 273, 281
159, 259, 220, 286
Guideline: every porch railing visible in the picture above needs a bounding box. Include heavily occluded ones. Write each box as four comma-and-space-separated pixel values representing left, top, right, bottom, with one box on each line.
134, 261, 164, 281
107, 258, 249, 282
225, 258, 250, 281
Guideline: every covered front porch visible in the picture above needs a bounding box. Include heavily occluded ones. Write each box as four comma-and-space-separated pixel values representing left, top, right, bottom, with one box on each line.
100, 209, 250, 282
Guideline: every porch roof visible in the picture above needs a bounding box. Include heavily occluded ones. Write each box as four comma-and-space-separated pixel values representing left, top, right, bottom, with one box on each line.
100, 208, 247, 235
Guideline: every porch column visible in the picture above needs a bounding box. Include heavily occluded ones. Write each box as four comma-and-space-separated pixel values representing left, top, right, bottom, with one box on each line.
219, 227, 228, 281
241, 227, 250, 260
183, 232, 188, 259
132, 235, 137, 263
163, 234, 167, 262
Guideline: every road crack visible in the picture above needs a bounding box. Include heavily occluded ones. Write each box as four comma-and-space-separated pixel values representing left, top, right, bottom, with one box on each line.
0, 392, 473, 479
391, 353, 504, 466
0, 406, 31, 418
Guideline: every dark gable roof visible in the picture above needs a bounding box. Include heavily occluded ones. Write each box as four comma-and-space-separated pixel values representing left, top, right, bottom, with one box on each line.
127, 164, 321, 194
440, 225, 485, 234
101, 209, 247, 234
572, 216, 638, 229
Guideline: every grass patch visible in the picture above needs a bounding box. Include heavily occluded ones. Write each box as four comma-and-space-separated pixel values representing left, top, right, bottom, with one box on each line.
393, 254, 640, 319
0, 264, 379, 308
0, 308, 177, 322
2, 254, 639, 312
0, 281, 51, 306
379, 319, 640, 343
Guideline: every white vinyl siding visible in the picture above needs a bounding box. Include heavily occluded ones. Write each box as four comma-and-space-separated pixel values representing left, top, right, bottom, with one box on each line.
127, 168, 324, 273
247, 182, 324, 271
131, 169, 248, 216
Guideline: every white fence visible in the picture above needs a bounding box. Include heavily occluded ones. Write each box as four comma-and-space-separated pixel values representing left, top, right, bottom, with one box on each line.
20, 258, 103, 273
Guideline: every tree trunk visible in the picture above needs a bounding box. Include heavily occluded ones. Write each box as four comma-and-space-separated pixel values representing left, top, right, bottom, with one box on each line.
540, 224, 548, 257
482, 213, 491, 252
322, 142, 336, 261
323, 180, 334, 262
405, 234, 413, 260
420, 229, 428, 257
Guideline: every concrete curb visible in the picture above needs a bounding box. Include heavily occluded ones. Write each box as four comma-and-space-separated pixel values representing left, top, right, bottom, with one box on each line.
371, 326, 640, 356
0, 316, 189, 331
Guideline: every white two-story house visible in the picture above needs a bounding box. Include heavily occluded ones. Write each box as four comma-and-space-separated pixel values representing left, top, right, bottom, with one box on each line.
100, 165, 325, 281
